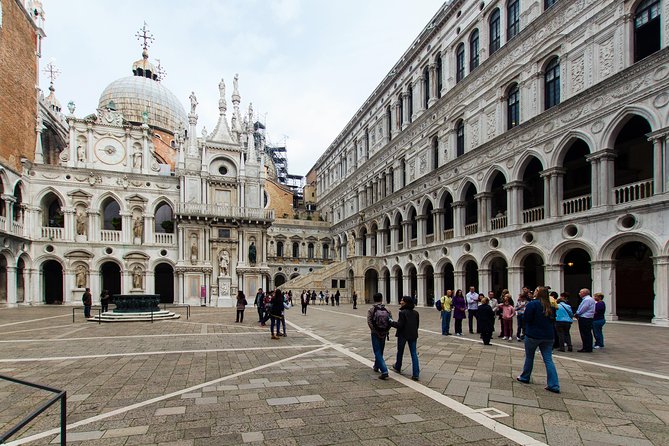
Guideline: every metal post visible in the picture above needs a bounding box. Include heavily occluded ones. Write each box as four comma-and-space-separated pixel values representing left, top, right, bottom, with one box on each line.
72, 308, 75, 324
60, 392, 66, 446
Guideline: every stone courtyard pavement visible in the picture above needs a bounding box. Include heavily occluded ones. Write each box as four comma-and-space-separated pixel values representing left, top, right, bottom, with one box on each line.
0, 304, 668, 445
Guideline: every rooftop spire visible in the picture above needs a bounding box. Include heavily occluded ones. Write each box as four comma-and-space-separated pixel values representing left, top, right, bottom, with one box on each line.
42, 61, 62, 112
135, 21, 154, 60
132, 22, 158, 80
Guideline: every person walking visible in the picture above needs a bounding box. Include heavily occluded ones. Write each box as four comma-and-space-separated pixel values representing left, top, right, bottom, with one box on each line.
368, 292, 391, 380
575, 288, 595, 352
300, 290, 309, 315
270, 290, 285, 339
465, 286, 480, 334
352, 291, 358, 309
100, 289, 110, 313
555, 293, 574, 352
593, 292, 606, 349
516, 286, 560, 393
254, 288, 265, 323
477, 296, 495, 345
235, 290, 247, 323
453, 289, 467, 336
391, 296, 420, 380
335, 290, 340, 306
500, 294, 516, 341
82, 288, 92, 319
439, 290, 453, 335
319, 290, 324, 305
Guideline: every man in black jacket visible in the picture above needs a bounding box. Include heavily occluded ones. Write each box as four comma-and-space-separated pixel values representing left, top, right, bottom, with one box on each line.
391, 296, 420, 380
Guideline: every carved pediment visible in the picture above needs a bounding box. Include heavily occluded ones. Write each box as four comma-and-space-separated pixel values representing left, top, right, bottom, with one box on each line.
64, 249, 94, 259
123, 251, 150, 261
126, 194, 148, 204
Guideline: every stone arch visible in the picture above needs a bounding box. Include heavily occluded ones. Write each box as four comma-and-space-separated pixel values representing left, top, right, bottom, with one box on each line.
418, 259, 434, 275
437, 186, 456, 206
149, 257, 176, 270
456, 177, 479, 202
455, 254, 478, 271
602, 107, 660, 149
94, 191, 125, 211
481, 165, 510, 192
93, 255, 123, 271
511, 246, 547, 268
512, 150, 547, 181
598, 232, 661, 261
33, 186, 67, 208
417, 195, 436, 216
480, 250, 510, 270
552, 131, 596, 167
549, 240, 597, 266
151, 196, 176, 213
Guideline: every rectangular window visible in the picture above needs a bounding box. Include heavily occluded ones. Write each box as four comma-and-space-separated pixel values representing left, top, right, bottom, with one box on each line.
339, 279, 346, 289
490, 10, 501, 54
218, 229, 231, 238
507, 0, 520, 40
331, 279, 338, 289
456, 45, 465, 83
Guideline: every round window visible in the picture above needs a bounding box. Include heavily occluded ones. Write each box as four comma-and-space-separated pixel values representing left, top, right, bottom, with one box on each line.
218, 166, 228, 175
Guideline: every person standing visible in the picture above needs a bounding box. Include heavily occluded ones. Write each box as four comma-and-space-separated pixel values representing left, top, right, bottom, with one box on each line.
555, 293, 574, 352
352, 291, 358, 309
592, 293, 606, 349
270, 290, 285, 340
391, 296, 420, 380
325, 291, 329, 305
368, 292, 391, 379
500, 294, 516, 341
439, 290, 453, 335
487, 291, 499, 336
335, 290, 340, 306
515, 293, 528, 341
300, 290, 309, 315
100, 289, 110, 313
453, 289, 467, 336
82, 288, 92, 319
477, 296, 495, 345
517, 286, 560, 393
254, 288, 265, 323
235, 291, 247, 323
575, 288, 595, 352
465, 286, 480, 334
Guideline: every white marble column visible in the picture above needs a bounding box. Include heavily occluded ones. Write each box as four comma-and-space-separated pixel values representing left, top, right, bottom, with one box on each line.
452, 201, 466, 238
652, 256, 669, 326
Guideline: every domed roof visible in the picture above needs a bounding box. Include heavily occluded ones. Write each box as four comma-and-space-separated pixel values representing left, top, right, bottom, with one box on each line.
98, 75, 186, 133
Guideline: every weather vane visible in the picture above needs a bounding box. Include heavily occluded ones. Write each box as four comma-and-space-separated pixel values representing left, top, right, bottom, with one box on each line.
156, 59, 167, 82
43, 61, 61, 86
135, 22, 154, 52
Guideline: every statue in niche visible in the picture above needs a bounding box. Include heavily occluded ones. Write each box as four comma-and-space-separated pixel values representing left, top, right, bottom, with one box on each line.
132, 265, 143, 289
347, 237, 354, 256
219, 250, 229, 276
77, 145, 85, 162
190, 238, 198, 263
133, 216, 143, 238
248, 241, 256, 265
75, 210, 87, 236
189, 91, 198, 113
75, 265, 87, 288
133, 148, 142, 169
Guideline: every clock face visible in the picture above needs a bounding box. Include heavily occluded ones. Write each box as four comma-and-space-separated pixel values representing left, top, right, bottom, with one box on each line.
95, 138, 126, 165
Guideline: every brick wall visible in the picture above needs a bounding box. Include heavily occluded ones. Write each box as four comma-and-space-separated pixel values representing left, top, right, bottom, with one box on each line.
0, 0, 38, 170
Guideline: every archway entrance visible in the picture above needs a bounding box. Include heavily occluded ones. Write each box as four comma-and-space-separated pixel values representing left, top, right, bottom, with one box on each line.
348, 269, 354, 301
615, 242, 654, 322
407, 266, 417, 300
442, 263, 455, 294
100, 262, 121, 296
0, 257, 7, 303
274, 274, 286, 289
383, 269, 391, 304
490, 257, 508, 297
394, 267, 403, 304
17, 257, 26, 303
563, 248, 592, 309
42, 260, 63, 304
154, 263, 174, 303
464, 260, 478, 290
423, 265, 435, 306
522, 253, 544, 290
364, 269, 378, 304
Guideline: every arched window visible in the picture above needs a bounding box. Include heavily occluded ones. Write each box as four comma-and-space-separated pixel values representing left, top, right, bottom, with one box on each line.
507, 0, 520, 40
292, 242, 300, 258
423, 66, 430, 108
634, 0, 661, 62
456, 43, 466, 82
544, 57, 560, 110
507, 83, 520, 129
101, 198, 121, 230
398, 93, 404, 125
436, 54, 443, 98
154, 202, 174, 233
277, 241, 284, 257
322, 243, 329, 260
432, 135, 439, 170
470, 29, 480, 70
386, 105, 392, 140
307, 243, 314, 259
401, 159, 407, 187
407, 84, 414, 122
545, 0, 558, 9
42, 194, 63, 228
456, 120, 465, 157
489, 9, 501, 54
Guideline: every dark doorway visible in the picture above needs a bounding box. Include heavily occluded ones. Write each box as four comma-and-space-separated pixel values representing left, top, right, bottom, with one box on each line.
43, 260, 63, 304
615, 242, 654, 322
464, 260, 479, 290
364, 269, 379, 304
101, 262, 122, 296
522, 253, 545, 291
155, 263, 174, 303
0, 257, 6, 303
442, 263, 455, 294
274, 275, 286, 288
408, 266, 418, 300
490, 257, 508, 297
395, 267, 403, 304
17, 257, 26, 303
563, 249, 592, 309
424, 265, 435, 306
383, 269, 391, 304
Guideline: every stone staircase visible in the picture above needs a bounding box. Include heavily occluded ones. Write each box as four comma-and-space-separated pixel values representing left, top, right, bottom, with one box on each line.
88, 310, 181, 322
280, 260, 349, 292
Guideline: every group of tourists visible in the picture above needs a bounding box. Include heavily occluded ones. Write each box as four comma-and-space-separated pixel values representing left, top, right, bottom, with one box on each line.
297, 289, 342, 307
243, 288, 291, 339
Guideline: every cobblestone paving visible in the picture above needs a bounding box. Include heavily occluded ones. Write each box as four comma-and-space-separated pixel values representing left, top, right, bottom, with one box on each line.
0, 305, 667, 445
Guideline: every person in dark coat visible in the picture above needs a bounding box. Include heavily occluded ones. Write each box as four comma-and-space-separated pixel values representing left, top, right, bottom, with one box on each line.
269, 290, 285, 339
452, 289, 467, 336
477, 296, 495, 345
390, 295, 420, 380
82, 288, 92, 319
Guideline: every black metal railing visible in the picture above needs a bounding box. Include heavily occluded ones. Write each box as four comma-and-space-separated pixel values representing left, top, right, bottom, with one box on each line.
0, 375, 66, 445
72, 306, 102, 324
162, 303, 190, 319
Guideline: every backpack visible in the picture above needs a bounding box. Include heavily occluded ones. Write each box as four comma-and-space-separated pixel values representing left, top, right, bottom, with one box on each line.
372, 305, 391, 331
435, 299, 443, 311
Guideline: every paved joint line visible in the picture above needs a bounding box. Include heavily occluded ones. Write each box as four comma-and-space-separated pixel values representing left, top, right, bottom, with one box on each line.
0, 331, 272, 344
0, 344, 325, 363
288, 317, 547, 446
0, 314, 70, 328
0, 324, 74, 336
6, 345, 331, 446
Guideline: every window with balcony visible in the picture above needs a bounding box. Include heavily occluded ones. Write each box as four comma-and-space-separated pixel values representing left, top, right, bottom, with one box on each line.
276, 241, 284, 257
292, 242, 300, 259
436, 53, 443, 98
102, 198, 122, 231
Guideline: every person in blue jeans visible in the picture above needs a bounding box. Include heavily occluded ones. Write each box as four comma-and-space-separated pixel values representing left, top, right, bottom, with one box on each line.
592, 293, 606, 348
440, 290, 453, 335
391, 295, 420, 380
367, 292, 391, 379
516, 286, 560, 393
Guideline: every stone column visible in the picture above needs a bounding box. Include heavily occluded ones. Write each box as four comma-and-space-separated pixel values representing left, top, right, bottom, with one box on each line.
452, 201, 466, 238
587, 149, 616, 206
402, 274, 412, 301
544, 264, 562, 297
24, 268, 35, 305
454, 269, 466, 294
648, 131, 667, 194
539, 170, 551, 219
390, 225, 398, 252
390, 270, 400, 303
6, 266, 17, 306
62, 208, 75, 241
120, 212, 132, 244
402, 92, 411, 127
416, 216, 427, 246
402, 221, 411, 249
652, 256, 669, 326
392, 100, 401, 138
479, 268, 491, 295
504, 181, 523, 226
88, 210, 100, 242
428, 64, 438, 107
433, 209, 443, 242
415, 76, 425, 119
434, 272, 444, 299
417, 273, 426, 306
543, 167, 566, 217
507, 266, 523, 295
145, 215, 155, 245
474, 192, 490, 232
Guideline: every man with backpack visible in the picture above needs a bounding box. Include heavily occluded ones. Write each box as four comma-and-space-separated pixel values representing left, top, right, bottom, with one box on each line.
367, 292, 392, 380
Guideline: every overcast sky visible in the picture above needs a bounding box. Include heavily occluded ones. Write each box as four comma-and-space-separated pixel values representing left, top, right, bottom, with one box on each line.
41, 0, 443, 176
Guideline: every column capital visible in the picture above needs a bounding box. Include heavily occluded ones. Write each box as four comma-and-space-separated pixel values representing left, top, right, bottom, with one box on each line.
503, 180, 525, 190
473, 192, 492, 200
452, 200, 466, 208
647, 127, 669, 141
586, 148, 616, 162
540, 167, 566, 177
